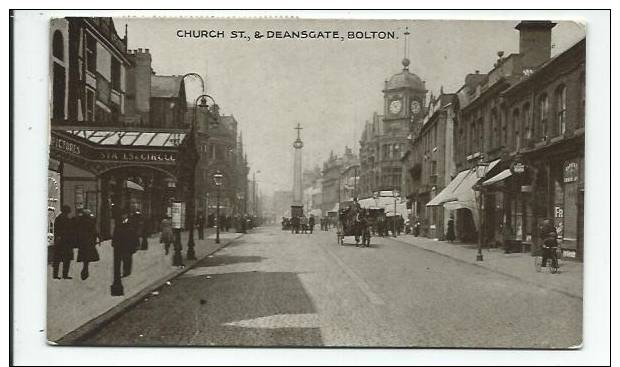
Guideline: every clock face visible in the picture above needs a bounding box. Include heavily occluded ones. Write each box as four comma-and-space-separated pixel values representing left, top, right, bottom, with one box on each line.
410, 100, 421, 114
389, 100, 402, 115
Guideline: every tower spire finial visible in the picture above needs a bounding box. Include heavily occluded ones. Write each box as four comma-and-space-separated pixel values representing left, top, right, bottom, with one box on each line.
402, 26, 411, 70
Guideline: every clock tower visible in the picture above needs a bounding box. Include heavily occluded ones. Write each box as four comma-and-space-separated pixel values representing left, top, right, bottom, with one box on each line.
382, 28, 427, 130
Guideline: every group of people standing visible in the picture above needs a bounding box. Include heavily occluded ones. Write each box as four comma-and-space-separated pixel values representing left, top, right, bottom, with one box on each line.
52, 205, 151, 281
52, 205, 100, 280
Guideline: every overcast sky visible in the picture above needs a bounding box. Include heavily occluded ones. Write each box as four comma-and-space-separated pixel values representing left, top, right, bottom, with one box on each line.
113, 18, 585, 196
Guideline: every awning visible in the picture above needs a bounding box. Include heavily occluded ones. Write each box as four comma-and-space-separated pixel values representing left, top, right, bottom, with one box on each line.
426, 169, 470, 206
482, 169, 512, 186
125, 180, 144, 191
426, 159, 501, 207
327, 203, 340, 213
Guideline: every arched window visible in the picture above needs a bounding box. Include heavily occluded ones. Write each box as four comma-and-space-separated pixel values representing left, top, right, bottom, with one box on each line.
512, 109, 520, 151
539, 94, 549, 140
555, 85, 567, 135
52, 31, 63, 61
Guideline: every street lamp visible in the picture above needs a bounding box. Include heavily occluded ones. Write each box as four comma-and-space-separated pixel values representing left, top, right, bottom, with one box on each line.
473, 157, 489, 261
185, 93, 219, 261
393, 189, 400, 237
213, 170, 223, 244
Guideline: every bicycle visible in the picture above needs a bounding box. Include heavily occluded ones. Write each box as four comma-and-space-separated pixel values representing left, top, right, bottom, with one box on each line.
534, 244, 562, 274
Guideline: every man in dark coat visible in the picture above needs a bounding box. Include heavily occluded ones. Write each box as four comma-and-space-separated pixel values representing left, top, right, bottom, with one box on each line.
112, 210, 139, 278
308, 215, 315, 234
76, 208, 99, 280
52, 205, 75, 279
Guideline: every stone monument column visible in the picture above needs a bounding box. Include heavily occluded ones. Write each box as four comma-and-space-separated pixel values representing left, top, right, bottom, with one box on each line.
291, 123, 304, 216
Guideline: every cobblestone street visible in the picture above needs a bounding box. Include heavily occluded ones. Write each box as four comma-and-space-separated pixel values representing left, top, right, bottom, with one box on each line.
81, 226, 582, 348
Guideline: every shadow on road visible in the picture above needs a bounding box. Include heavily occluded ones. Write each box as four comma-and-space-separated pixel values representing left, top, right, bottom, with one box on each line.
78, 271, 323, 347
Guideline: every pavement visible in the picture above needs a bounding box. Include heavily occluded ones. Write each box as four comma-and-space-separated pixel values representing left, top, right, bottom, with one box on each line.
392, 235, 583, 299
46, 228, 244, 343
78, 225, 583, 348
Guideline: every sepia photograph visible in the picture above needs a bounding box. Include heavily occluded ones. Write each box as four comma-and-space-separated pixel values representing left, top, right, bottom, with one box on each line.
38, 15, 592, 349
9, 9, 613, 363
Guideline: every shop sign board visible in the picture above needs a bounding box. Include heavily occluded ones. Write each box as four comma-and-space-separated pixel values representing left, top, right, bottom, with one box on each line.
171, 201, 186, 229
563, 161, 579, 183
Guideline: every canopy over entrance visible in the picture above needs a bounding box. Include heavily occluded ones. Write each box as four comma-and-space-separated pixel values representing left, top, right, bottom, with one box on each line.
50, 127, 189, 178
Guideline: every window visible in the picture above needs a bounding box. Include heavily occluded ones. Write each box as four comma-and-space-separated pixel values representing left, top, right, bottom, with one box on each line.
52, 62, 65, 119
579, 73, 585, 128
52, 31, 64, 61
512, 109, 520, 151
539, 94, 549, 140
111, 58, 121, 91
430, 160, 438, 176
555, 85, 567, 135
502, 114, 508, 146
86, 33, 97, 73
477, 118, 484, 152
86, 88, 95, 121
490, 110, 498, 148
523, 103, 531, 142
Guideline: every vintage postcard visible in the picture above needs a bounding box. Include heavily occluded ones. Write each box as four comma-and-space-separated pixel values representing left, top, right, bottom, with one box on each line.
45, 16, 585, 348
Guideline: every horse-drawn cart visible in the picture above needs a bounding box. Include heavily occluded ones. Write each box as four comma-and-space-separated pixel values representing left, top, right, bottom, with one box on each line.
336, 206, 384, 247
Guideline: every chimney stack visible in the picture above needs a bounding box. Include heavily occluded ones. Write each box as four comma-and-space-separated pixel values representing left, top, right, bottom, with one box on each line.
515, 21, 556, 69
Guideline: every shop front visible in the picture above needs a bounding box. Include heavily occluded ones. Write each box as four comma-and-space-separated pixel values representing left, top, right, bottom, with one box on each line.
480, 139, 584, 260
49, 128, 189, 240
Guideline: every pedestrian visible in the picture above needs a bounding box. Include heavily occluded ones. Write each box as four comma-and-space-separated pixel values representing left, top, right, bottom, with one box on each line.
309, 215, 315, 234
196, 211, 205, 240
539, 218, 558, 268
76, 208, 99, 280
446, 216, 456, 242
160, 215, 174, 255
301, 215, 308, 234
133, 210, 148, 251
502, 221, 514, 253
112, 209, 139, 278
52, 205, 75, 279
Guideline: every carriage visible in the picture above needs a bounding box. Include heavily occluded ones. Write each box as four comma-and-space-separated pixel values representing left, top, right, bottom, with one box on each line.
336, 204, 384, 247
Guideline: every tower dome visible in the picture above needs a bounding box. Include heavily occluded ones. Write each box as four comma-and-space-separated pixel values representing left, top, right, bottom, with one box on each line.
386, 58, 425, 91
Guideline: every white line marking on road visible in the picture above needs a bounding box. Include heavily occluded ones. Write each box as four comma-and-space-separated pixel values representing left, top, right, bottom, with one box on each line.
321, 245, 385, 306
223, 313, 320, 329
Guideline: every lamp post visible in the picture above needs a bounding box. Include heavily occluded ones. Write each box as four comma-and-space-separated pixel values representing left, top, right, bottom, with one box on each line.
213, 170, 223, 244
473, 157, 489, 261
393, 189, 400, 237
185, 93, 219, 260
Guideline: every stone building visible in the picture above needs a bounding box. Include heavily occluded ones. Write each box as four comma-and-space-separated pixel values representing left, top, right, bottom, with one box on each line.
320, 147, 359, 214
428, 21, 585, 260
404, 92, 457, 239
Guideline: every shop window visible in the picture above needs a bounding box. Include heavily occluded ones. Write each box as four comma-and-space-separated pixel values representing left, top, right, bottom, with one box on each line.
86, 32, 97, 74
52, 31, 64, 61
539, 94, 549, 140
555, 85, 567, 135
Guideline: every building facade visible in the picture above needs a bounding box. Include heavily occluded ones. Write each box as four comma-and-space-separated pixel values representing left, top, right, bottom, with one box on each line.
405, 93, 457, 239
426, 21, 585, 260
320, 148, 359, 214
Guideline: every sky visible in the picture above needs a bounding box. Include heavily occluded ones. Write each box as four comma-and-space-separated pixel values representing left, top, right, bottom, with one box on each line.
113, 18, 585, 196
